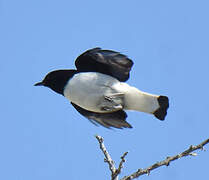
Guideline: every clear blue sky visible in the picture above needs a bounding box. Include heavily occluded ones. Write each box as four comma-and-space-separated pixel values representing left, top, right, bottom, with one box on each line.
0, 0, 209, 179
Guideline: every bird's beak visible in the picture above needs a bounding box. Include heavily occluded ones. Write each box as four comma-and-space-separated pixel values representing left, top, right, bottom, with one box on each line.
34, 82, 44, 86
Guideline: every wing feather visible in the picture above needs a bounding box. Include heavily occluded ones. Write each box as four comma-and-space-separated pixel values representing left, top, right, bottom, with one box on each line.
75, 48, 133, 82
71, 102, 132, 129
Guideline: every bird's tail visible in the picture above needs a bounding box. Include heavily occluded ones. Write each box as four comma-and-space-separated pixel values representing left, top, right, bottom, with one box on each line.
153, 96, 169, 120
123, 85, 169, 120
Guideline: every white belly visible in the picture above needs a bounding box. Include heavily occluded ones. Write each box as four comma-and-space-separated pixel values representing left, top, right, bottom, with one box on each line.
63, 72, 120, 112
63, 72, 159, 114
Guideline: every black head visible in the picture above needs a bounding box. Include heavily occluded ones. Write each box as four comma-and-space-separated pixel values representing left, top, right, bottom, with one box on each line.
34, 70, 77, 95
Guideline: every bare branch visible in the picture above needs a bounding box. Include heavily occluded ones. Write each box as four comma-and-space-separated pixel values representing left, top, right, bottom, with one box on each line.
95, 135, 209, 180
95, 135, 117, 180
121, 138, 209, 180
113, 152, 128, 179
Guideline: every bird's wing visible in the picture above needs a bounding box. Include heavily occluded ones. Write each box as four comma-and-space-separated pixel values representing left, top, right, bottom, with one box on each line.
75, 48, 134, 82
71, 102, 132, 129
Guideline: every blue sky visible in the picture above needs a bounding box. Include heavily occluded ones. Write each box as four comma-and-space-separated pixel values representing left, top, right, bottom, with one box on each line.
1, 0, 209, 179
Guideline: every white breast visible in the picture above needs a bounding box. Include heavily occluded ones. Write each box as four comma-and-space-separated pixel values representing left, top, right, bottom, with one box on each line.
63, 72, 120, 112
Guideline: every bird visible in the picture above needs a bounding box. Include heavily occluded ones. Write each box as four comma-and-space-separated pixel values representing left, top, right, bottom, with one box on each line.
35, 47, 169, 129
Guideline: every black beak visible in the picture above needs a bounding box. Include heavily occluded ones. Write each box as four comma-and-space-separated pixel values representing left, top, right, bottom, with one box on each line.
34, 82, 44, 86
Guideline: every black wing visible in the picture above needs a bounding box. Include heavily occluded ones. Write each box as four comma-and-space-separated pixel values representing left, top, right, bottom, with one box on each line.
71, 103, 132, 129
75, 48, 134, 82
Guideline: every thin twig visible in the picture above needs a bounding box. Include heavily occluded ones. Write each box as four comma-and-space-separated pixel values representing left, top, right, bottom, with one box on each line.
113, 152, 128, 179
95, 135, 117, 180
121, 138, 209, 180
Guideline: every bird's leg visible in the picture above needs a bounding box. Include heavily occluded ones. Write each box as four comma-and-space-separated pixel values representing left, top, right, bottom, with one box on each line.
99, 93, 124, 112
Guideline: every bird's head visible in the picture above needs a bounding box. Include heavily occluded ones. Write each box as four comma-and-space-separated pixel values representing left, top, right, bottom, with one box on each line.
34, 70, 77, 95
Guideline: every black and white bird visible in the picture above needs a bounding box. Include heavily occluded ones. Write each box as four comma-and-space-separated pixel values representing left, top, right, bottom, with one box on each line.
35, 48, 169, 129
